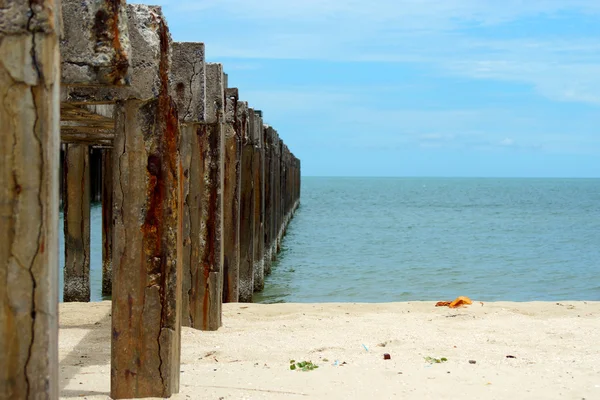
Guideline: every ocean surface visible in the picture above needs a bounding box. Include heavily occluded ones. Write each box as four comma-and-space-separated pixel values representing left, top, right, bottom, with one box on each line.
59, 177, 600, 303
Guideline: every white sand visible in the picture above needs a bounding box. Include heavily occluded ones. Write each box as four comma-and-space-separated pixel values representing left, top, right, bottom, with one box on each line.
59, 301, 600, 400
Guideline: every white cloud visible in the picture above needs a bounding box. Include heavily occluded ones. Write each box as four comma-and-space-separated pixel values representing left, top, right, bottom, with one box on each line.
151, 0, 600, 105
233, 84, 600, 154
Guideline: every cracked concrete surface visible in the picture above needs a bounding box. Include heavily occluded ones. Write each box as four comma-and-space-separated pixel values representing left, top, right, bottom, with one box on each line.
0, 1, 61, 398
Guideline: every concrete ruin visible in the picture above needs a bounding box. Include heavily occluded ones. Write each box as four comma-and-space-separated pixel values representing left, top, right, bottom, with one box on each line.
0, 1, 301, 399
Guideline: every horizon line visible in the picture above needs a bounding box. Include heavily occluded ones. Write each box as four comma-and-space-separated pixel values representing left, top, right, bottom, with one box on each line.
300, 175, 600, 179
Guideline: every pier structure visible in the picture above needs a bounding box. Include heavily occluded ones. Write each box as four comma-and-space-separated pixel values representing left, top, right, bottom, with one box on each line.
0, 1, 301, 398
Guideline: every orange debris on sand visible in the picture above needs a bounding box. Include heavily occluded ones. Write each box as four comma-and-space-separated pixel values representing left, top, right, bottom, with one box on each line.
435, 296, 473, 308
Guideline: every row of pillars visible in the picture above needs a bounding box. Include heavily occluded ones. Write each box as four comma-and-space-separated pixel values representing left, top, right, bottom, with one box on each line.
59, 100, 302, 307
0, 1, 300, 399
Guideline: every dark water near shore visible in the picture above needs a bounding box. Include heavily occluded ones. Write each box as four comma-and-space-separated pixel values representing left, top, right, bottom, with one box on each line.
60, 177, 600, 303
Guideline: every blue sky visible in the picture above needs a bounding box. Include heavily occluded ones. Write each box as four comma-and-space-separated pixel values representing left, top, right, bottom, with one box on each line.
155, 1, 600, 177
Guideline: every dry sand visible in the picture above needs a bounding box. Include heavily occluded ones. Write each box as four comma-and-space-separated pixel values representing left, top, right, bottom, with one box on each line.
59, 301, 600, 400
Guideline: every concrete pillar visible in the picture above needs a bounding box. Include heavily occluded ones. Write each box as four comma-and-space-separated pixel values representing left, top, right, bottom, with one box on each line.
179, 125, 193, 322
185, 63, 224, 330
0, 1, 61, 398
238, 102, 254, 302
110, 6, 182, 398
251, 111, 266, 289
273, 133, 282, 257
63, 144, 91, 302
283, 146, 289, 236
282, 147, 287, 228
297, 159, 302, 209
278, 141, 285, 250
263, 127, 273, 273
223, 89, 242, 303
169, 42, 207, 328
101, 149, 113, 297
284, 146, 291, 224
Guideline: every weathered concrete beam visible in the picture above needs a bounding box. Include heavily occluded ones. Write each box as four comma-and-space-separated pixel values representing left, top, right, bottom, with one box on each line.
60, 133, 113, 146
223, 88, 242, 303
101, 149, 113, 296
61, 103, 115, 123
263, 126, 274, 272
169, 42, 206, 328
110, 5, 182, 398
289, 155, 299, 214
251, 110, 266, 290
0, 1, 61, 398
62, 3, 169, 104
277, 140, 285, 249
60, 105, 116, 143
282, 145, 290, 230
185, 63, 224, 330
239, 101, 254, 302
271, 131, 282, 259
168, 42, 229, 330
179, 125, 193, 326
61, 0, 131, 86
63, 144, 91, 302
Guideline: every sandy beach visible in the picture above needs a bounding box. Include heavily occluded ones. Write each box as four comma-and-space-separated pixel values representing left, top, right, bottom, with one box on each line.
59, 301, 599, 400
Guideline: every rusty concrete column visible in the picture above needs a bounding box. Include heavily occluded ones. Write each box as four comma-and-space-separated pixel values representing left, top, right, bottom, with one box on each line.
63, 144, 91, 302
278, 141, 285, 251
0, 2, 61, 398
288, 155, 293, 218
281, 146, 288, 233
185, 63, 224, 330
238, 101, 254, 302
262, 125, 271, 274
263, 126, 275, 271
282, 147, 288, 229
61, 0, 131, 86
169, 42, 206, 327
267, 128, 277, 263
277, 136, 283, 255
110, 6, 182, 398
101, 149, 113, 297
284, 146, 291, 225
296, 158, 300, 208
284, 147, 289, 233
293, 156, 298, 211
222, 89, 242, 303
251, 111, 266, 289
288, 155, 292, 216
297, 158, 302, 209
179, 125, 193, 322
273, 133, 282, 257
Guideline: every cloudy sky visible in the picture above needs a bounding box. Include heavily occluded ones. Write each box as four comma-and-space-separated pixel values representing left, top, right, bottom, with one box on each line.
155, 1, 600, 177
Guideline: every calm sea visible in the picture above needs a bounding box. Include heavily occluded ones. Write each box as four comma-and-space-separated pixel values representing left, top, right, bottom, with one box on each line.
59, 177, 600, 303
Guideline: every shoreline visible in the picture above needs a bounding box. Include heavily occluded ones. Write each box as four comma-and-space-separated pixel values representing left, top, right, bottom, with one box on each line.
59, 301, 600, 399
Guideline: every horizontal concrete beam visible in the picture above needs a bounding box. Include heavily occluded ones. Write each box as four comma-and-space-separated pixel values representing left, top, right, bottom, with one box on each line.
61, 0, 131, 86
62, 4, 171, 103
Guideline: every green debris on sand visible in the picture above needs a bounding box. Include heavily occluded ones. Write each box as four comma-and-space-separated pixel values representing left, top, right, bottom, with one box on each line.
290, 360, 319, 371
424, 356, 448, 364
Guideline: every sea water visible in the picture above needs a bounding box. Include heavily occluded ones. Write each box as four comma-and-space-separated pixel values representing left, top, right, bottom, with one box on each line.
59, 177, 600, 303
